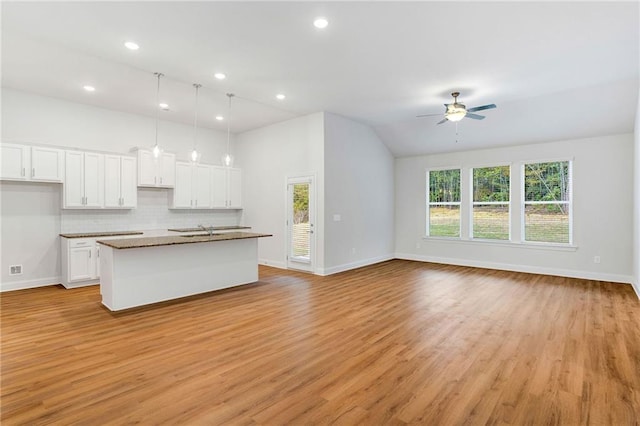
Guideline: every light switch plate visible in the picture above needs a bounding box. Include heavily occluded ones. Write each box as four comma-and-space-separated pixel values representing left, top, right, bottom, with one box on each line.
333, 214, 341, 222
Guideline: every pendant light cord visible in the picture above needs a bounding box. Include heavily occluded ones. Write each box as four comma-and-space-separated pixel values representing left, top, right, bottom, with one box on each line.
226, 93, 234, 155
193, 84, 201, 151
154, 72, 164, 147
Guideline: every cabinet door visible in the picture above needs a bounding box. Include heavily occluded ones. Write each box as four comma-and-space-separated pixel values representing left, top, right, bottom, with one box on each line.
64, 151, 85, 207
31, 147, 63, 182
1, 144, 29, 180
228, 168, 242, 209
173, 162, 193, 208
104, 155, 122, 208
120, 156, 137, 208
137, 149, 157, 187
83, 152, 104, 207
211, 166, 228, 208
69, 246, 95, 281
159, 152, 176, 187
194, 164, 212, 208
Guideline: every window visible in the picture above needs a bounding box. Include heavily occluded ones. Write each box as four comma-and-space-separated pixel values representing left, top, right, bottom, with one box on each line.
523, 161, 572, 244
427, 169, 461, 237
472, 166, 510, 240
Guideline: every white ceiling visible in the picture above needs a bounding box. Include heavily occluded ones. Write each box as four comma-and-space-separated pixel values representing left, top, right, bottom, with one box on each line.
2, 1, 638, 157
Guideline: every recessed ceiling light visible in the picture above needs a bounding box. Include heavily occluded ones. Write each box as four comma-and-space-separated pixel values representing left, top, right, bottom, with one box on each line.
214, 73, 226, 80
276, 94, 286, 100
215, 115, 224, 121
124, 41, 139, 50
83, 85, 95, 92
313, 17, 329, 29
159, 103, 169, 110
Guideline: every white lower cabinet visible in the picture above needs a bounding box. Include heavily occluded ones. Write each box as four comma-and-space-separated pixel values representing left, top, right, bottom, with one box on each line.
172, 162, 212, 209
62, 238, 100, 288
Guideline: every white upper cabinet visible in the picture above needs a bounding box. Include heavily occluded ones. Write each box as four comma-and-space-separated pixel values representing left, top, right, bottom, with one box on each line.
172, 162, 212, 209
31, 147, 64, 182
137, 149, 175, 188
211, 166, 242, 209
104, 155, 137, 208
64, 151, 104, 208
1, 143, 64, 182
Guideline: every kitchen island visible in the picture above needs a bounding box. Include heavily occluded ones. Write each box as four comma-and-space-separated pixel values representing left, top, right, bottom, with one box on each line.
97, 232, 272, 311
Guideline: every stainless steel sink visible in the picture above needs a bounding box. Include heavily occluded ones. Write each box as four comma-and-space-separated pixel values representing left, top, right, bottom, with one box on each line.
179, 233, 217, 238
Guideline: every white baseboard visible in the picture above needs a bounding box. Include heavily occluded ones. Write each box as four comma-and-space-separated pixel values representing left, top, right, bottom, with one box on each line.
316, 254, 395, 276
632, 278, 640, 300
394, 253, 633, 284
1, 276, 61, 292
258, 259, 287, 270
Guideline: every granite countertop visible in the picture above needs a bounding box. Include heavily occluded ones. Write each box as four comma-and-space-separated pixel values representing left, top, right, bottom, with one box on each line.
60, 231, 144, 238
167, 226, 251, 232
97, 231, 272, 249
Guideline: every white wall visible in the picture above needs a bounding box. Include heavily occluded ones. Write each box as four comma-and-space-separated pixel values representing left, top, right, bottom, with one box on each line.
1, 89, 241, 291
235, 112, 325, 270
1, 182, 61, 290
395, 134, 634, 283
323, 113, 395, 274
633, 97, 640, 297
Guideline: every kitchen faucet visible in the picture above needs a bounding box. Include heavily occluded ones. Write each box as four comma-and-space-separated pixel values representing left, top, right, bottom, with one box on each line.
198, 224, 214, 236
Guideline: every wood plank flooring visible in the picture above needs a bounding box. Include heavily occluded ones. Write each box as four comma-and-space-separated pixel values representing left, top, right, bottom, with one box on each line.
1, 260, 639, 425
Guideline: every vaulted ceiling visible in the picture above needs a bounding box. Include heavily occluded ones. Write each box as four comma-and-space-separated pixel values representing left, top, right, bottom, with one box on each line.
2, 2, 638, 156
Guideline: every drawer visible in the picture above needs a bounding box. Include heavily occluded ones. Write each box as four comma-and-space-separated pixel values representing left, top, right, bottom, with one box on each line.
69, 238, 95, 248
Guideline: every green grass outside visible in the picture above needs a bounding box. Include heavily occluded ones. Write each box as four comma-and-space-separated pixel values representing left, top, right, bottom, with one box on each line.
429, 206, 569, 243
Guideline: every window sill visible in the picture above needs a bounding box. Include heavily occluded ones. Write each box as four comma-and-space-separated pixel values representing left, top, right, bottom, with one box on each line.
421, 236, 578, 252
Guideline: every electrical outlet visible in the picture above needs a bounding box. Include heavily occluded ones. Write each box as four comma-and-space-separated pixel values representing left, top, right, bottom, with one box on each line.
10, 265, 22, 275
351, 247, 356, 255
593, 256, 601, 264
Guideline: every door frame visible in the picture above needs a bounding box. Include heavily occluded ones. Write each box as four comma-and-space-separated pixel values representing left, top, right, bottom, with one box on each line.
285, 174, 316, 273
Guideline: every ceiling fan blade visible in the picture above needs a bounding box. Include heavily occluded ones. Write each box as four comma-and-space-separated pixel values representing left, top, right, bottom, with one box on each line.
467, 104, 496, 113
436, 118, 448, 125
416, 113, 442, 118
465, 113, 486, 120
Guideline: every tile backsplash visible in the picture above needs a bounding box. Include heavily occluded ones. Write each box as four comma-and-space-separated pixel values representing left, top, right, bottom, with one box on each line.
61, 188, 242, 233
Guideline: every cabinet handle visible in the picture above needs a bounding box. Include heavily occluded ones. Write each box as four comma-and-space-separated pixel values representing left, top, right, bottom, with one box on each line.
89, 250, 91, 258
97, 247, 100, 257
160, 177, 163, 185
32, 168, 35, 178
21, 167, 25, 177
154, 176, 157, 185
195, 200, 198, 207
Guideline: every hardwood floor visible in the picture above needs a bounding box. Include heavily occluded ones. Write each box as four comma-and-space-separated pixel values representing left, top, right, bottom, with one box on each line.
2, 260, 639, 425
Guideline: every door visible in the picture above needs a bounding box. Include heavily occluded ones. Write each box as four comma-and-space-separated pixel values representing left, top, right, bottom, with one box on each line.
194, 164, 212, 208
31, 147, 63, 182
137, 149, 157, 186
173, 162, 193, 208
120, 156, 137, 207
83, 152, 104, 207
69, 246, 95, 281
1, 144, 28, 180
211, 166, 228, 208
228, 168, 242, 208
159, 152, 176, 187
104, 155, 122, 207
64, 151, 85, 207
286, 176, 314, 272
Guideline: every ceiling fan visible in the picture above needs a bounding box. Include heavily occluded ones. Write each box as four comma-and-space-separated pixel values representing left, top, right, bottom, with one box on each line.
417, 92, 496, 124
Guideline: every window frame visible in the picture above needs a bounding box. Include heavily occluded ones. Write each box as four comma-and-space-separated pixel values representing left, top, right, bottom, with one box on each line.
469, 164, 512, 241
426, 167, 462, 238
520, 159, 573, 246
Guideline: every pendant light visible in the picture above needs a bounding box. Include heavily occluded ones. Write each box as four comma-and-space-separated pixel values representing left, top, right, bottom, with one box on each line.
190, 83, 202, 163
222, 93, 234, 167
152, 72, 165, 159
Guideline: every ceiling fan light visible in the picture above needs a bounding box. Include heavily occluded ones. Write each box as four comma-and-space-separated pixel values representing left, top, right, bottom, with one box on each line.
446, 109, 466, 122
